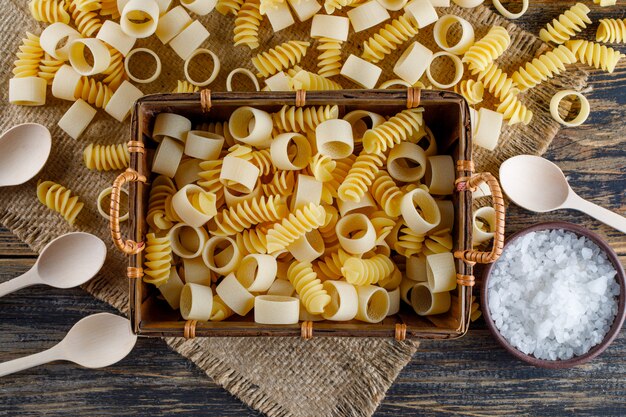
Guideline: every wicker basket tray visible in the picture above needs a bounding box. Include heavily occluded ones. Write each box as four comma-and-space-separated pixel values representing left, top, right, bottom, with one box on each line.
109, 89, 505, 340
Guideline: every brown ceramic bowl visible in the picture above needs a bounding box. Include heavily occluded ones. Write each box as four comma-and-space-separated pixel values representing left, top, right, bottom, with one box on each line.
481, 221, 626, 369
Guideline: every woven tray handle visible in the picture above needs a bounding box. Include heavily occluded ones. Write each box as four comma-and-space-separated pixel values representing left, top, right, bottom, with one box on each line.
454, 172, 505, 264
110, 168, 147, 255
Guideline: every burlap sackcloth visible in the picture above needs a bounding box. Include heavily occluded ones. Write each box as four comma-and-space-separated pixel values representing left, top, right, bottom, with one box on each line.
0, 1, 587, 416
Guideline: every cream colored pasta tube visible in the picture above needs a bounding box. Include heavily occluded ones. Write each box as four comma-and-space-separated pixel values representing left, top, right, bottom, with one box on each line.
270, 133, 312, 170
155, 6, 192, 44
267, 279, 295, 296
105, 80, 144, 122
9, 77, 47, 106
152, 136, 183, 178
411, 282, 451, 316
153, 112, 192, 143
169, 20, 210, 60
400, 189, 441, 234
425, 155, 455, 195
290, 175, 323, 211
216, 272, 255, 316
322, 280, 358, 321
387, 142, 427, 182
184, 130, 224, 159
406, 254, 427, 281
97, 186, 129, 222
472, 206, 496, 245
159, 267, 185, 310
404, 0, 438, 28
347, 0, 390, 32
125, 48, 162, 83
202, 236, 241, 275
386, 287, 401, 316
393, 41, 433, 85
432, 200, 454, 233
287, 230, 325, 263
315, 119, 354, 159
184, 48, 220, 87
220, 155, 260, 193
265, 1, 295, 32
182, 257, 212, 285
400, 277, 418, 304
287, 0, 321, 22
550, 90, 590, 127
228, 106, 273, 148
376, 0, 407, 11
223, 182, 262, 208
180, 0, 217, 15
493, 0, 528, 19
378, 79, 412, 89
426, 52, 464, 89
180, 283, 214, 321
340, 55, 382, 89
342, 110, 385, 140
254, 295, 300, 324
227, 68, 261, 92
169, 223, 209, 258
235, 254, 277, 292
69, 38, 111, 76
473, 108, 503, 151
336, 192, 376, 217
41, 23, 82, 61
355, 285, 389, 323
336, 213, 376, 255
172, 184, 217, 227
310, 14, 350, 41
426, 252, 456, 293
97, 21, 136, 56
432, 15, 474, 55
429, 0, 450, 5
58, 99, 97, 139
121, 0, 160, 38
452, 0, 484, 7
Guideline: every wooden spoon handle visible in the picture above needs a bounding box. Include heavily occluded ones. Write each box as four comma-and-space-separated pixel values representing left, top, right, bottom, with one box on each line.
567, 194, 626, 234
0, 268, 40, 298
0, 347, 62, 377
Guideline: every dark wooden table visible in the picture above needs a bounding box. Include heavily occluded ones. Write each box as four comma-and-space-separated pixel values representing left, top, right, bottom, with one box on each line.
1, 2, 625, 416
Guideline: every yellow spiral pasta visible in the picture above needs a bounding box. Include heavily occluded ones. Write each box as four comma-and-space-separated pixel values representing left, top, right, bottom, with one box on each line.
361, 14, 419, 64
143, 233, 172, 287
323, 155, 356, 201
288, 261, 330, 314
338, 152, 386, 202
236, 227, 269, 254
252, 40, 310, 78
83, 143, 130, 171
101, 46, 126, 90
38, 53, 64, 85
147, 176, 177, 232
454, 80, 484, 105
69, 0, 102, 37
318, 205, 340, 250
497, 93, 533, 125
566, 40, 623, 73
539, 2, 591, 45
316, 38, 342, 78
362, 108, 424, 155
315, 248, 351, 280
217, 0, 245, 15
462, 26, 511, 73
74, 0, 101, 12
474, 63, 517, 100
173, 80, 199, 93
75, 77, 114, 108
597, 18, 626, 44
261, 170, 295, 197
209, 195, 288, 236
29, 0, 70, 24
288, 68, 343, 90
342, 254, 394, 286
370, 170, 403, 217
228, 144, 275, 176
324, 0, 364, 14
272, 105, 339, 135
234, 0, 262, 50
164, 194, 182, 223
422, 230, 453, 256
266, 202, 326, 253
308, 153, 336, 183
370, 211, 396, 244
511, 45, 577, 91
37, 181, 84, 225
99, 0, 119, 18
197, 160, 225, 208
394, 226, 425, 257
12, 32, 44, 79
211, 295, 234, 321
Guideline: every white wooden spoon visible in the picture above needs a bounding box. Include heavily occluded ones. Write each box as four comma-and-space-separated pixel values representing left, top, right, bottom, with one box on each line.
0, 232, 107, 297
0, 123, 52, 187
0, 313, 137, 377
500, 155, 626, 233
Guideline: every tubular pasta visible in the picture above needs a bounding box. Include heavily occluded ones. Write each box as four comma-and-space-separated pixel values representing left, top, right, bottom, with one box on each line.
355, 285, 389, 323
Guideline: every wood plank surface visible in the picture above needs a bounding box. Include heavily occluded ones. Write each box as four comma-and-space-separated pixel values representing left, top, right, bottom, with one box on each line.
1, 1, 625, 416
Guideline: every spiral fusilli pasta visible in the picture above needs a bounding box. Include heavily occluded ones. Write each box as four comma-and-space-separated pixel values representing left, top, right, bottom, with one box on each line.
318, 205, 340, 250
308, 154, 337, 183
217, 0, 245, 15
75, 77, 114, 108
143, 233, 172, 287
394, 226, 424, 257
362, 108, 424, 155
37, 180, 84, 225
539, 2, 591, 45
566, 39, 623, 73
147, 176, 177, 232
252, 40, 310, 78
323, 155, 356, 201
234, 0, 262, 50
511, 45, 578, 91
228, 144, 275, 176
38, 53, 64, 85
315, 247, 351, 280
69, 0, 103, 37
497, 93, 533, 125
288, 68, 343, 90
29, 0, 70, 24
316, 38, 342, 78
462, 26, 510, 73
12, 32, 44, 79
173, 80, 199, 93
474, 63, 515, 101
211, 295, 234, 321
288, 261, 331, 314
236, 227, 269, 254
342, 254, 394, 286
370, 170, 403, 217
361, 14, 419, 64
261, 170, 295, 197
99, 0, 119, 18
423, 230, 453, 256
371, 211, 396, 244
454, 79, 485, 105
209, 195, 288, 236
101, 46, 126, 90
197, 160, 225, 207
74, 0, 101, 12
197, 121, 236, 147
597, 18, 626, 44
324, 0, 364, 14
83, 143, 130, 171
272, 105, 339, 135
338, 152, 386, 202
266, 202, 326, 253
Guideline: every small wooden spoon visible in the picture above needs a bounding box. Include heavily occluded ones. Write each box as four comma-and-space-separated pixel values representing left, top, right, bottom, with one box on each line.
0, 123, 51, 187
0, 313, 137, 377
0, 232, 107, 297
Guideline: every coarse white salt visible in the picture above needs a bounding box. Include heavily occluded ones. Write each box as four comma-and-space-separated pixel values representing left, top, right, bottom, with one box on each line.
488, 229, 620, 361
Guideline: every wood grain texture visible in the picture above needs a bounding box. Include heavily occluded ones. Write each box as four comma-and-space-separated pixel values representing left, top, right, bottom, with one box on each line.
0, 2, 625, 416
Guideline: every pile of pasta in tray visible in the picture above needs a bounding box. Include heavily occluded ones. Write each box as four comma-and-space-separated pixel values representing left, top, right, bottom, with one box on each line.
143, 105, 472, 324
